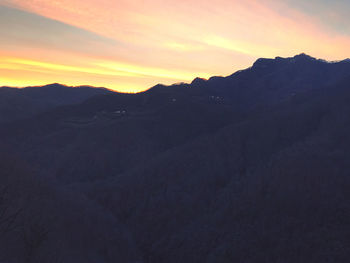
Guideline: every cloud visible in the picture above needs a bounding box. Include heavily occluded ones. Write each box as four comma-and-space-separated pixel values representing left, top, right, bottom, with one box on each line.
1, 0, 350, 91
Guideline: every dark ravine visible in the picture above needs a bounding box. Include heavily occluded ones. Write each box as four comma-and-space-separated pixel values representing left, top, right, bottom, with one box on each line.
1, 54, 350, 262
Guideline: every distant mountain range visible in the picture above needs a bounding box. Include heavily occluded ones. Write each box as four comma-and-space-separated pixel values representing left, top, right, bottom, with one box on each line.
0, 83, 111, 122
1, 53, 349, 123
1, 54, 350, 262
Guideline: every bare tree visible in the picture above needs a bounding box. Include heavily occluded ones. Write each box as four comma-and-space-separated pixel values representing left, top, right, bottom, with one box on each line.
0, 184, 22, 235
22, 221, 49, 263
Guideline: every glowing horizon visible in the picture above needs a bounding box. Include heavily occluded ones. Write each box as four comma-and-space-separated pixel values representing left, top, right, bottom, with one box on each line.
1, 0, 350, 92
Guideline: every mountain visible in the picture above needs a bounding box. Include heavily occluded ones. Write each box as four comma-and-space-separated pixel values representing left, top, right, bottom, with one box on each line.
0, 54, 350, 262
0, 83, 112, 122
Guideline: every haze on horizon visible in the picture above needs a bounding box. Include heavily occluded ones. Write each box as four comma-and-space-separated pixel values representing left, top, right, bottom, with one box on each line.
1, 0, 350, 92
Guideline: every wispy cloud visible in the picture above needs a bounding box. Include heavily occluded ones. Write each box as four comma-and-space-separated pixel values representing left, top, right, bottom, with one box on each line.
1, 0, 350, 91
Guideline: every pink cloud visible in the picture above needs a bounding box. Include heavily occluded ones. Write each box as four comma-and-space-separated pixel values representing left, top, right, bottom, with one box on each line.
1, 0, 350, 91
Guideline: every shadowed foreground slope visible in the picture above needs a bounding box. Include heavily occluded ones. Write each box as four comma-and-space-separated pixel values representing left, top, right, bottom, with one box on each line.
0, 54, 350, 262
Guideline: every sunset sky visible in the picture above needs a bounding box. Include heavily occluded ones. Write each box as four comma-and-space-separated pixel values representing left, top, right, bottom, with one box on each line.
1, 0, 350, 92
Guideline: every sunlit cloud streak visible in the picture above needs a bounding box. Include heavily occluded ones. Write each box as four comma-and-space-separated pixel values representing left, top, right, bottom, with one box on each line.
1, 0, 350, 92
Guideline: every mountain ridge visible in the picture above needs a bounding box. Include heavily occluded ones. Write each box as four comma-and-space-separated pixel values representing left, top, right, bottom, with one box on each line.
4, 53, 350, 94
0, 83, 112, 122
1, 53, 350, 262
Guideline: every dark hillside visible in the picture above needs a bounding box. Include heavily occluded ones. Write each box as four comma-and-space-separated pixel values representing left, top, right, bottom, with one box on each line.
1, 54, 350, 262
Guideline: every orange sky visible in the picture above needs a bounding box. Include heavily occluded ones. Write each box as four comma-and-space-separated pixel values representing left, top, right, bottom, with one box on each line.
1, 0, 350, 92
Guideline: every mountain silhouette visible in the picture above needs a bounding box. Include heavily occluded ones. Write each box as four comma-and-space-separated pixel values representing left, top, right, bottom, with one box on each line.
0, 54, 350, 262
0, 83, 111, 122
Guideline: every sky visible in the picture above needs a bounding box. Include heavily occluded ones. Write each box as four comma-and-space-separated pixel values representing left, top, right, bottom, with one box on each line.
1, 0, 350, 92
